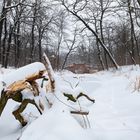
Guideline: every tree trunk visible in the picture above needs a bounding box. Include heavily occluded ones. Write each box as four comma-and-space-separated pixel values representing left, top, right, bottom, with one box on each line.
2, 18, 7, 67
0, 89, 8, 116
5, 25, 13, 68
15, 21, 21, 67
95, 17, 105, 70
30, 0, 37, 63
99, 0, 108, 69
61, 50, 71, 70
127, 0, 137, 65
96, 39, 105, 70
38, 28, 42, 62
56, 33, 63, 70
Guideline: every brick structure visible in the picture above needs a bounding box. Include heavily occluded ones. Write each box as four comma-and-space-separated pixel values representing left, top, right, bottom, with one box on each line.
65, 63, 91, 74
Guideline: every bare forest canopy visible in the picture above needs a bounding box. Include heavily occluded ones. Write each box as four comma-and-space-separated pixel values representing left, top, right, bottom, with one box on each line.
0, 0, 140, 70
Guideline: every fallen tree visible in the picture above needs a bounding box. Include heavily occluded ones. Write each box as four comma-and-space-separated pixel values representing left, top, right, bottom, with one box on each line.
0, 53, 95, 127
0, 54, 54, 126
0, 70, 47, 126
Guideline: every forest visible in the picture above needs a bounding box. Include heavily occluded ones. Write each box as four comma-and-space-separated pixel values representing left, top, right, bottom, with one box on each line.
0, 0, 140, 70
1, 1, 140, 140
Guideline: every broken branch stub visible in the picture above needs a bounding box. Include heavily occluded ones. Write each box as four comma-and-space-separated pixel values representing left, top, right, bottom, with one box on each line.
6, 80, 30, 97
43, 53, 55, 93
5, 70, 47, 97
0, 89, 8, 116
25, 70, 46, 82
76, 92, 95, 103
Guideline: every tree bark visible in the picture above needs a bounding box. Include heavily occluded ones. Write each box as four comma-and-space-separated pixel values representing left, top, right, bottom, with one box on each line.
0, 89, 8, 116
12, 99, 42, 126
43, 53, 55, 93
30, 0, 37, 63
4, 25, 13, 68
127, 0, 137, 65
0, 1, 6, 62
99, 0, 108, 69
2, 17, 7, 67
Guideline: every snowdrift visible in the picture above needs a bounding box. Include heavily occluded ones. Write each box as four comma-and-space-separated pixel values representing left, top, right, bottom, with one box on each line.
0, 64, 140, 140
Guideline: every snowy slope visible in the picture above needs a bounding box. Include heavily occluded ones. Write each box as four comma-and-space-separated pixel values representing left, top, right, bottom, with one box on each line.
0, 64, 140, 140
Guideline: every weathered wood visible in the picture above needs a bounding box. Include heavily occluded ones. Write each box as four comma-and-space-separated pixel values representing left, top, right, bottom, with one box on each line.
28, 80, 39, 96
76, 93, 95, 103
63, 93, 77, 102
43, 53, 55, 93
70, 111, 89, 115
12, 99, 42, 126
0, 89, 8, 116
0, 69, 47, 126
5, 70, 47, 97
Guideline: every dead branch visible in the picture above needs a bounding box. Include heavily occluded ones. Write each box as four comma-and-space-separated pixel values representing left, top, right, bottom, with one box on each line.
25, 70, 46, 82
0, 70, 48, 124
70, 111, 89, 115
43, 53, 55, 93
29, 80, 39, 96
76, 92, 95, 103
0, 89, 8, 116
12, 99, 42, 126
5, 70, 47, 97
6, 80, 31, 97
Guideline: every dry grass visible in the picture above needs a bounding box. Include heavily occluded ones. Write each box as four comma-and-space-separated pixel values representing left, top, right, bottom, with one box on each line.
130, 77, 140, 92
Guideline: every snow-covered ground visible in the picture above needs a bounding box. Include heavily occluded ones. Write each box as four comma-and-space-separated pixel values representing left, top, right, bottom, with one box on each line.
0, 63, 140, 140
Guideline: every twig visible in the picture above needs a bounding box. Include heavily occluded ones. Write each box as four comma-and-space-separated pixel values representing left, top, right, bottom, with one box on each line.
70, 111, 89, 115
76, 92, 95, 103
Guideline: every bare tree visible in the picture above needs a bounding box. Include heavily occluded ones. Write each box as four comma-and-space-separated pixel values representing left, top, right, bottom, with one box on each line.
61, 0, 119, 69
127, 0, 137, 64
61, 28, 78, 70
98, 0, 114, 69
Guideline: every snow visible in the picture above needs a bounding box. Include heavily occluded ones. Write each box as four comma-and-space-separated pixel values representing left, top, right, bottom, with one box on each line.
2, 62, 45, 87
1, 63, 140, 140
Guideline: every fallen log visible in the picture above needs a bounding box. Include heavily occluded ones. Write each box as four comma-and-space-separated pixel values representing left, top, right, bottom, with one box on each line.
5, 80, 30, 97
0, 54, 56, 126
0, 70, 48, 126
5, 70, 47, 97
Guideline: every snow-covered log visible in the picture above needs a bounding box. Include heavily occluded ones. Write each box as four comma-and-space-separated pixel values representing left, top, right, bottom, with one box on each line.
0, 69, 47, 124
0, 63, 50, 126
3, 62, 46, 86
